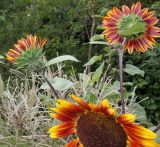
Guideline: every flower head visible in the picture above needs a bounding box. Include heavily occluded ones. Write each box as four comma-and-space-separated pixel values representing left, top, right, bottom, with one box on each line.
102, 2, 160, 54
49, 95, 158, 147
6, 34, 47, 71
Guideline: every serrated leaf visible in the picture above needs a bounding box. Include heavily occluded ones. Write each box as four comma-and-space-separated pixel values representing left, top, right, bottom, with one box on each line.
84, 55, 102, 66
40, 77, 73, 91
45, 55, 79, 66
91, 62, 104, 84
124, 64, 144, 77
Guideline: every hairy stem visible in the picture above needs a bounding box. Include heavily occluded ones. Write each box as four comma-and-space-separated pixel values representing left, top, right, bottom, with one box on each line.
43, 75, 59, 99
88, 15, 96, 73
117, 38, 126, 114
118, 47, 125, 114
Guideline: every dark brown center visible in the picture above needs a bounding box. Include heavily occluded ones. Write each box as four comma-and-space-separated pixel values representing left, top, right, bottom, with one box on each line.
76, 112, 127, 147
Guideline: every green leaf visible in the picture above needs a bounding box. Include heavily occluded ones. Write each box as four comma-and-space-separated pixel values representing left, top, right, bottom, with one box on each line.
90, 34, 104, 42
84, 55, 102, 66
86, 91, 97, 103
91, 15, 103, 18
111, 81, 120, 91
89, 41, 109, 45
97, 25, 105, 30
130, 103, 147, 123
40, 77, 73, 91
0, 55, 4, 59
91, 62, 104, 84
45, 55, 79, 66
123, 82, 133, 86
124, 64, 144, 77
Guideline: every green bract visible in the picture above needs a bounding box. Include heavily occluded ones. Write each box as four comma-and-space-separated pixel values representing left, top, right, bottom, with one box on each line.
118, 14, 146, 38
16, 48, 44, 71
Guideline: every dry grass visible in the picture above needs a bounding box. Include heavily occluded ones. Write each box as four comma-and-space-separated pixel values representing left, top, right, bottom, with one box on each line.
0, 72, 65, 147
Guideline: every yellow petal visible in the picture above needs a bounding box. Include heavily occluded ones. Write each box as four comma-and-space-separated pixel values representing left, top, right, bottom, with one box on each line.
124, 124, 157, 139
117, 114, 136, 124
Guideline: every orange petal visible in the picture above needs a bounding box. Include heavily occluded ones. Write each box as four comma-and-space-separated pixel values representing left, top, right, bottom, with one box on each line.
57, 99, 85, 114
143, 11, 155, 21
50, 112, 77, 122
88, 103, 101, 112
41, 38, 47, 46
65, 138, 80, 147
71, 95, 90, 110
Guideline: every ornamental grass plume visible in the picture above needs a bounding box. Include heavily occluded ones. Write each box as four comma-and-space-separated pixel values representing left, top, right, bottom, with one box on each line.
6, 34, 47, 71
48, 95, 159, 147
102, 1, 160, 54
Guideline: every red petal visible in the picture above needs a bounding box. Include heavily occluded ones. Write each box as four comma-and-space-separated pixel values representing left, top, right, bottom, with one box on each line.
147, 26, 160, 37
126, 40, 134, 54
122, 5, 130, 15
145, 17, 159, 26
131, 2, 141, 14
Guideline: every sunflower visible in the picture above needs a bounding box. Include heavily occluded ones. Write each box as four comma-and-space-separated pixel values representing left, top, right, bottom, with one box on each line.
6, 34, 47, 70
49, 95, 159, 147
102, 2, 160, 54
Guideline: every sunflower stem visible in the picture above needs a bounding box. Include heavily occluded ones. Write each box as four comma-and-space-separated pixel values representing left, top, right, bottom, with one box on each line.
118, 39, 126, 114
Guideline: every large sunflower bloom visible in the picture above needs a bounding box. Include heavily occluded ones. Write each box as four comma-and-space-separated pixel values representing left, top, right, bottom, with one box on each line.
6, 34, 47, 63
49, 95, 159, 147
102, 2, 160, 54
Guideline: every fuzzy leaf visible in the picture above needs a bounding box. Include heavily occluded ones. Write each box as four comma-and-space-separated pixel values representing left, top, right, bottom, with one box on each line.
45, 55, 79, 66
84, 55, 102, 66
86, 91, 97, 103
40, 77, 73, 91
91, 62, 104, 84
0, 55, 4, 59
130, 103, 147, 123
89, 41, 109, 45
90, 34, 104, 42
124, 64, 144, 77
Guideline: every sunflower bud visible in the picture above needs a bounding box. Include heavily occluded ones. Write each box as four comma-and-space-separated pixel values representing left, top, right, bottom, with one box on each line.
6, 35, 47, 72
